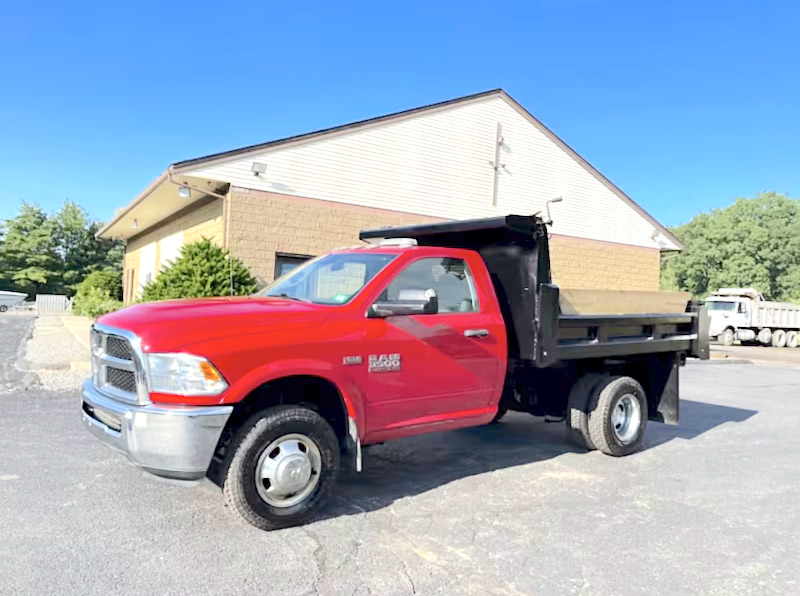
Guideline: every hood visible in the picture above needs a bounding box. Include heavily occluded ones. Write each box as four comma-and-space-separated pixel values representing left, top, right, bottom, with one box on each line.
97, 296, 332, 352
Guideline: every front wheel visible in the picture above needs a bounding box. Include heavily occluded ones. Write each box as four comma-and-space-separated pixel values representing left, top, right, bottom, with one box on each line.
587, 376, 648, 457
719, 328, 735, 346
223, 406, 340, 530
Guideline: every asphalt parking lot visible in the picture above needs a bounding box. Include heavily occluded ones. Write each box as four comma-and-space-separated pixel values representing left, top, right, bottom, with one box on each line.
2, 314, 799, 596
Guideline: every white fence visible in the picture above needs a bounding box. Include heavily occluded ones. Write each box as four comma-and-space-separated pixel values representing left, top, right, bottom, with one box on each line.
36, 294, 71, 312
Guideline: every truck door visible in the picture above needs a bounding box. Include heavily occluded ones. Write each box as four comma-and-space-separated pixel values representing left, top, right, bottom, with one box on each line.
363, 254, 505, 437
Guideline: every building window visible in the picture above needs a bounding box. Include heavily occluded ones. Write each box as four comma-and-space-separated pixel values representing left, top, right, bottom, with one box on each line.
275, 253, 313, 279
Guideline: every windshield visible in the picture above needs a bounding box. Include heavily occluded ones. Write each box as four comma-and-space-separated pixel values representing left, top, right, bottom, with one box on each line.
259, 252, 397, 305
706, 301, 736, 312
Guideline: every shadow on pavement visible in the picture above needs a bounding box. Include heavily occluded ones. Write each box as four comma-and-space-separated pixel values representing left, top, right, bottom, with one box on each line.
323, 398, 757, 519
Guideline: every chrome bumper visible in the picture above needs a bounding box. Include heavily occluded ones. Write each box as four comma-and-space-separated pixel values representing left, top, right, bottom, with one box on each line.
82, 380, 233, 481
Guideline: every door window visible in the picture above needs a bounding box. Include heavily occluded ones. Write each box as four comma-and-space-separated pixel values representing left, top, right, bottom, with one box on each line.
383, 257, 479, 313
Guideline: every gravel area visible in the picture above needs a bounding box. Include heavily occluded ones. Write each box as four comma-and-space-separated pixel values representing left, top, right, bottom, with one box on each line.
20, 314, 90, 391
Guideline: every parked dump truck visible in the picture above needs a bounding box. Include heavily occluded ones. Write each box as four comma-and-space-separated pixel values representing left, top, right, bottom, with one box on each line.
81, 215, 708, 530
706, 288, 800, 347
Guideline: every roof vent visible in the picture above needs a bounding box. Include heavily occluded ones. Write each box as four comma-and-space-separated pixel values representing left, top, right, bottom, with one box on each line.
378, 238, 417, 248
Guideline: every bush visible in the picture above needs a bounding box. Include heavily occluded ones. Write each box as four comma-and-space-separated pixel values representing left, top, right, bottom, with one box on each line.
141, 238, 257, 301
72, 287, 123, 318
76, 268, 122, 301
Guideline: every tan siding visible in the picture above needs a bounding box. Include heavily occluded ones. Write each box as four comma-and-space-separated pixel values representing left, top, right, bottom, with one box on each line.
550, 235, 660, 291
122, 199, 224, 302
227, 188, 441, 284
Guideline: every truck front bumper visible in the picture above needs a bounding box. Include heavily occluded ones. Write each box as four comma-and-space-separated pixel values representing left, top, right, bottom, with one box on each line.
81, 380, 233, 482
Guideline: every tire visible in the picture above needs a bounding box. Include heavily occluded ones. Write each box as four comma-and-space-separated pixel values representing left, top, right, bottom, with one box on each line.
719, 328, 735, 346
565, 373, 606, 450
757, 328, 772, 345
587, 376, 648, 457
787, 331, 799, 349
772, 329, 787, 348
223, 405, 340, 531
0, 305, 7, 313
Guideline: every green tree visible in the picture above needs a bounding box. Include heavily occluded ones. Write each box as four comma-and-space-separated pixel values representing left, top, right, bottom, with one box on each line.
0, 203, 62, 296
53, 201, 124, 295
662, 192, 800, 301
141, 238, 257, 301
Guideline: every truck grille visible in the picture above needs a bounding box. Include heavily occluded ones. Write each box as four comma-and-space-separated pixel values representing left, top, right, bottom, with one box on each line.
91, 328, 143, 403
106, 367, 137, 393
106, 336, 133, 360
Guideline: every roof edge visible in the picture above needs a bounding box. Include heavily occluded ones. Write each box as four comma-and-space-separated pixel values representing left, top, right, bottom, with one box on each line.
172, 89, 505, 173
96, 169, 169, 239
497, 90, 683, 250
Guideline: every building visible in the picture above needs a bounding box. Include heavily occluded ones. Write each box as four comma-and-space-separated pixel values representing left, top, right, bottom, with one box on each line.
98, 89, 681, 304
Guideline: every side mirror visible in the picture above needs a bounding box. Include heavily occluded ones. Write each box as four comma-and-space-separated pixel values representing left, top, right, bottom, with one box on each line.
369, 288, 438, 318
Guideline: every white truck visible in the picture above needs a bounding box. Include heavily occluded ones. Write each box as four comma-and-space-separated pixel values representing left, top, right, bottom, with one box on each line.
706, 288, 800, 347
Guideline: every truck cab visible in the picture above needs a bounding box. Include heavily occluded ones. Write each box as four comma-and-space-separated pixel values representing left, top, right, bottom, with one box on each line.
705, 289, 758, 344
82, 215, 707, 530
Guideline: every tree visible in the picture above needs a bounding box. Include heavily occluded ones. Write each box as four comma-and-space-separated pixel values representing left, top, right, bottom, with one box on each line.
141, 238, 257, 301
53, 201, 123, 295
0, 200, 123, 298
0, 203, 62, 296
662, 192, 800, 301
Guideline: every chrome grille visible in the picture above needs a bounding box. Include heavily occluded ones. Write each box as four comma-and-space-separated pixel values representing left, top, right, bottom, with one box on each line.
90, 327, 142, 403
106, 367, 137, 393
106, 336, 133, 360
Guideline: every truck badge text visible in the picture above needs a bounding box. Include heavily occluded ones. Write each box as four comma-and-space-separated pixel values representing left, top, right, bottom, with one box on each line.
368, 353, 401, 373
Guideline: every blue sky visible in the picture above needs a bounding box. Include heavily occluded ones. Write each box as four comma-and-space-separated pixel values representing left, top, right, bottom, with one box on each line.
1, 0, 798, 228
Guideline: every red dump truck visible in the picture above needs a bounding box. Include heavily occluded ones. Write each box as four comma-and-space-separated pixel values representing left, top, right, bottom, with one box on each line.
82, 215, 708, 530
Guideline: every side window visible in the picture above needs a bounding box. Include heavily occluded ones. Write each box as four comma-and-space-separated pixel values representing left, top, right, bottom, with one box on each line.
384, 257, 479, 313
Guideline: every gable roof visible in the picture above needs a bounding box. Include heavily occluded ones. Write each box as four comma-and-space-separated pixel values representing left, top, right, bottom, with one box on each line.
101, 89, 680, 249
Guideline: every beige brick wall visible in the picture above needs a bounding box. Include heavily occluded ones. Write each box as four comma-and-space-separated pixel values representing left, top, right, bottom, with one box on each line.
549, 234, 660, 291
227, 188, 442, 284
122, 187, 660, 301
123, 198, 224, 303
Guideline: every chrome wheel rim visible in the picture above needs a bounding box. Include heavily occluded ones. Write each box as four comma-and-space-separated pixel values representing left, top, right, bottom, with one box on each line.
611, 394, 641, 444
255, 433, 322, 508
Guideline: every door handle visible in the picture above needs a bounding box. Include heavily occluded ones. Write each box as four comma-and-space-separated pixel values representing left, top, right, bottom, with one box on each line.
464, 329, 490, 338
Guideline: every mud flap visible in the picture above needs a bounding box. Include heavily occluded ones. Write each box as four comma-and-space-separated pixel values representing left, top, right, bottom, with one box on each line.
347, 417, 362, 472
648, 354, 680, 425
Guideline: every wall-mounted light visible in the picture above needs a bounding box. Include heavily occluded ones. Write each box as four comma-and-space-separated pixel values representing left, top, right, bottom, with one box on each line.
178, 186, 192, 199
132, 219, 139, 229
252, 162, 267, 177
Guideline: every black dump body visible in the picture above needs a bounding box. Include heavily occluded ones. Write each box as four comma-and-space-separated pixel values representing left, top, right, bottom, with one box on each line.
360, 215, 709, 369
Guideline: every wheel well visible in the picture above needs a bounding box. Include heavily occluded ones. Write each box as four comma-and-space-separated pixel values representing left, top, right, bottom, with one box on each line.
207, 375, 349, 487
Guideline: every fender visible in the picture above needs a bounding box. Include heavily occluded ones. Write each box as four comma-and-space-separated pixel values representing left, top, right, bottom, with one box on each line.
220, 358, 366, 438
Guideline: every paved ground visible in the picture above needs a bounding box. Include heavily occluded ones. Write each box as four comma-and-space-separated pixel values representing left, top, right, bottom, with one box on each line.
2, 315, 800, 595
711, 342, 800, 368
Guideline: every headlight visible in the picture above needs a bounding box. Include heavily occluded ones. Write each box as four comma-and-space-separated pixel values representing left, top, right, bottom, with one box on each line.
145, 353, 228, 396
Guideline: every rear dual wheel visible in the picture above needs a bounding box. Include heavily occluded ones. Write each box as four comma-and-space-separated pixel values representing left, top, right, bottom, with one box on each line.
566, 375, 648, 456
787, 331, 799, 349
772, 329, 787, 348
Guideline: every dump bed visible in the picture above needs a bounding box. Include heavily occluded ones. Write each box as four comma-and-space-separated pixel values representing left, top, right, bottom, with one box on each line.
360, 215, 708, 366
